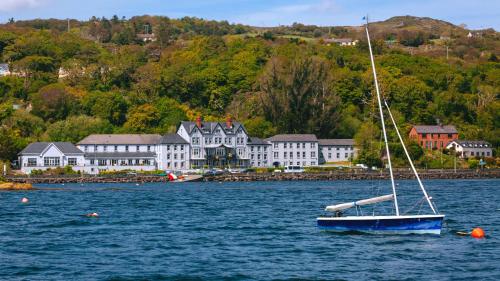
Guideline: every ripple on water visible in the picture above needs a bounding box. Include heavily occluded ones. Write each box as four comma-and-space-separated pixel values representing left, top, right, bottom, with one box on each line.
0, 179, 499, 280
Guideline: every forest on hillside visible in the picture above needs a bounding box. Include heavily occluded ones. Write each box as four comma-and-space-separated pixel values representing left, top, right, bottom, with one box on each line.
0, 15, 498, 166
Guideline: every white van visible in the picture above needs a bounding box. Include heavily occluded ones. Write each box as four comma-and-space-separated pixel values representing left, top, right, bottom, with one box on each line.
284, 165, 305, 173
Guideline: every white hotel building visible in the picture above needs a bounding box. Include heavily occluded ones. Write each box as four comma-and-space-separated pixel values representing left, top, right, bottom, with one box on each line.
18, 119, 359, 174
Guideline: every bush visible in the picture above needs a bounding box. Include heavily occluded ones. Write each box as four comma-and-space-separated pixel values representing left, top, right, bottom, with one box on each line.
468, 159, 479, 169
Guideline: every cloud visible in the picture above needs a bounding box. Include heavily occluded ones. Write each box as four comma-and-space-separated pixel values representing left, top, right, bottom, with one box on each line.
0, 0, 45, 12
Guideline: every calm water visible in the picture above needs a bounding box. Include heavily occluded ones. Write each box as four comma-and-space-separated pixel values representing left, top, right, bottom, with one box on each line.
1, 179, 499, 280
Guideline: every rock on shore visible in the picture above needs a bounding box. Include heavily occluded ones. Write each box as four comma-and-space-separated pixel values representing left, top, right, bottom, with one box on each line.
0, 182, 33, 190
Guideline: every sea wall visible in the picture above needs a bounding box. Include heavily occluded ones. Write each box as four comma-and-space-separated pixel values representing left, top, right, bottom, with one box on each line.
5, 169, 500, 184
203, 169, 500, 182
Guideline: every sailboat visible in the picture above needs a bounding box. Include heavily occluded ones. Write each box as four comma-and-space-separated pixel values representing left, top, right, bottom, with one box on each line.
316, 17, 445, 235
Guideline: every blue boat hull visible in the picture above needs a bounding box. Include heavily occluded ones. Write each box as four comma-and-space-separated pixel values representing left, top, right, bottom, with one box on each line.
317, 215, 445, 235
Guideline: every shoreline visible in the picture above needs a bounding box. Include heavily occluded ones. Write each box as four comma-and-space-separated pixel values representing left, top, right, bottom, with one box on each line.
5, 169, 500, 184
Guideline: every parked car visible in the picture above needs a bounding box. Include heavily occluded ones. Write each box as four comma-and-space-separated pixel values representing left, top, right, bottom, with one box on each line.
284, 166, 304, 173
355, 164, 368, 169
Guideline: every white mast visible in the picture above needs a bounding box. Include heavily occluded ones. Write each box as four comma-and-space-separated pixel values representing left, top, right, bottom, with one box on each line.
384, 100, 437, 214
365, 16, 400, 216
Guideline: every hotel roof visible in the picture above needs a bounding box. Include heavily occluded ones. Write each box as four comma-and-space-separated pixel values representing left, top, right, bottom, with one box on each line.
19, 142, 83, 155
77, 134, 162, 145
265, 134, 318, 142
319, 139, 355, 146
160, 133, 189, 144
412, 125, 458, 134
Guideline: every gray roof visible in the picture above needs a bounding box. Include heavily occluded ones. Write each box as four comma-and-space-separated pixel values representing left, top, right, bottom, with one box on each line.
413, 125, 458, 134
78, 134, 162, 145
248, 137, 270, 145
180, 121, 245, 135
266, 134, 318, 142
319, 139, 355, 146
160, 133, 188, 144
449, 140, 492, 148
84, 152, 156, 158
19, 142, 83, 155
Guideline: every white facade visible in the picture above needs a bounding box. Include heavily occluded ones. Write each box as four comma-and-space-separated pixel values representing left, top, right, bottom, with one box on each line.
77, 134, 161, 174
157, 134, 191, 171
319, 139, 358, 163
177, 119, 250, 168
267, 134, 319, 167
18, 142, 85, 174
446, 140, 493, 158
248, 137, 271, 167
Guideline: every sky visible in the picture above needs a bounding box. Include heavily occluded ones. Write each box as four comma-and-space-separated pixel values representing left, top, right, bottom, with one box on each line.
0, 0, 498, 30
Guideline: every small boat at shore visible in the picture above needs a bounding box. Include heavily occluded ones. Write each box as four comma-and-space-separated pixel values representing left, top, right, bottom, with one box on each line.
317, 17, 445, 235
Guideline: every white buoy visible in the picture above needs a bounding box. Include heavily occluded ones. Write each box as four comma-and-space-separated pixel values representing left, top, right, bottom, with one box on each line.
21, 197, 29, 203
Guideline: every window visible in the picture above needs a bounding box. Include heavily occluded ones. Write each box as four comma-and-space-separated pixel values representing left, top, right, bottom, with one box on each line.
167, 145, 171, 151
90, 159, 95, 165
296, 143, 300, 148
274, 152, 278, 158
297, 152, 300, 158
125, 145, 129, 152
27, 158, 37, 167
147, 146, 151, 152
136, 145, 140, 151
181, 154, 184, 160
251, 146, 254, 152
345, 153, 348, 158
193, 137, 200, 145
328, 153, 331, 158
251, 154, 255, 159
311, 161, 316, 166
311, 143, 316, 148
44, 157, 60, 167
422, 133, 427, 138
297, 162, 300, 166
311, 152, 316, 158
284, 152, 287, 159
471, 152, 475, 156
337, 153, 340, 158
284, 143, 287, 149
336, 147, 340, 151
128, 159, 133, 165
448, 134, 452, 138
487, 152, 490, 156
264, 154, 267, 160
115, 145, 118, 152
328, 147, 331, 151
174, 154, 178, 160
174, 145, 178, 151
84, 146, 88, 152
302, 143, 306, 148
111, 159, 118, 166
68, 158, 77, 166
103, 146, 107, 152
302, 151, 306, 158
193, 149, 200, 157
181, 145, 184, 151
167, 153, 171, 160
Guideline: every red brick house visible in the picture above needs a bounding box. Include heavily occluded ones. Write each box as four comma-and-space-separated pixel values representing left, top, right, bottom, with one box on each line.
409, 125, 458, 150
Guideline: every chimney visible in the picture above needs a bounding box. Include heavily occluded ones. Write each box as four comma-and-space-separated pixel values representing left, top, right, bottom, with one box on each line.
196, 116, 202, 128
226, 115, 232, 129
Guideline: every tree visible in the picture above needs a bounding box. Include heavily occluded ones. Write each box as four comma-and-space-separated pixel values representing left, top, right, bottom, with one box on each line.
243, 117, 277, 138
123, 104, 160, 133
259, 56, 341, 137
45, 115, 112, 143
30, 83, 79, 122
82, 91, 128, 126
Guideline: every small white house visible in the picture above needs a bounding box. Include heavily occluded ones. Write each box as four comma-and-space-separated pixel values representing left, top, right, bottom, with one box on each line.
18, 142, 85, 174
157, 133, 190, 171
266, 134, 319, 167
247, 137, 271, 167
319, 139, 358, 163
446, 140, 493, 158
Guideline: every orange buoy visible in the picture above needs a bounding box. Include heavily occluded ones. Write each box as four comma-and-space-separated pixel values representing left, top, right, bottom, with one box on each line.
21, 197, 29, 203
471, 227, 485, 239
